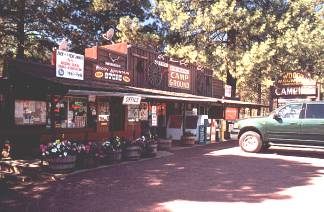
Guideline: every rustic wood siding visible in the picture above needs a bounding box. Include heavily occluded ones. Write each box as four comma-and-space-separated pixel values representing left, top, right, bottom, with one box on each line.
212, 78, 224, 98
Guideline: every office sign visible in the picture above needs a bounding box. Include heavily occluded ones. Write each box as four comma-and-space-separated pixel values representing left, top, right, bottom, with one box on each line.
122, 96, 141, 105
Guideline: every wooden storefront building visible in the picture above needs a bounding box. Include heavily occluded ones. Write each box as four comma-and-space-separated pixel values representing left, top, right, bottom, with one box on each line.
0, 42, 263, 157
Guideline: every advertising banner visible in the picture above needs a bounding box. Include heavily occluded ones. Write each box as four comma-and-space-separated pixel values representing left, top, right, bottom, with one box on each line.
56, 50, 84, 80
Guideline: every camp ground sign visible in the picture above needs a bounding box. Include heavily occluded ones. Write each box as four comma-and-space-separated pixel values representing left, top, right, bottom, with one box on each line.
168, 65, 191, 90
274, 72, 317, 97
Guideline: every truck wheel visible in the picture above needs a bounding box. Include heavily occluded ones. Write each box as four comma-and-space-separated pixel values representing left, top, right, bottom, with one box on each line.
239, 131, 262, 153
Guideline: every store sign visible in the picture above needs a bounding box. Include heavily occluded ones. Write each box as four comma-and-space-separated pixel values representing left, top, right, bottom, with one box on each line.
275, 85, 317, 96
274, 71, 317, 97
93, 64, 131, 84
168, 65, 190, 90
122, 96, 141, 105
276, 72, 316, 86
139, 102, 148, 121
56, 50, 84, 80
151, 105, 158, 126
225, 107, 238, 120
154, 60, 168, 68
224, 85, 232, 97
128, 105, 139, 122
88, 95, 96, 102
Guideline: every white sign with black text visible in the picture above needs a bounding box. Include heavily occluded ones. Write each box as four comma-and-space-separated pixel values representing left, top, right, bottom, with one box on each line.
225, 85, 232, 97
122, 96, 141, 105
151, 105, 158, 126
56, 50, 84, 80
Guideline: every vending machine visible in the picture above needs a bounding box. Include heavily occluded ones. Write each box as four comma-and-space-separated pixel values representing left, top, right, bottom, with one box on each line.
166, 115, 183, 140
184, 115, 209, 143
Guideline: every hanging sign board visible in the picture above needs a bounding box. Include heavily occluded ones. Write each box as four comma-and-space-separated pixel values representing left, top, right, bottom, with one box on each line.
151, 114, 158, 126
88, 95, 96, 102
122, 96, 141, 105
168, 65, 191, 90
151, 105, 158, 126
224, 85, 232, 97
139, 102, 148, 121
225, 107, 238, 120
56, 50, 84, 80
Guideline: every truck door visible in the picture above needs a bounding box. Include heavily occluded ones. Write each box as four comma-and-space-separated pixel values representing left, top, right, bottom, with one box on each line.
300, 103, 324, 145
266, 103, 303, 144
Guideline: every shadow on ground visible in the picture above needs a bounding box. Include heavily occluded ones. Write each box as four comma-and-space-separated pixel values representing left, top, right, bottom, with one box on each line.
1, 142, 324, 212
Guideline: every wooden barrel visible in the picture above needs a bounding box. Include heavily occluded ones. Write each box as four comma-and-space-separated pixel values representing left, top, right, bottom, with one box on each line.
47, 155, 77, 172
107, 150, 122, 163
181, 136, 196, 146
143, 143, 158, 157
123, 146, 141, 161
158, 139, 172, 151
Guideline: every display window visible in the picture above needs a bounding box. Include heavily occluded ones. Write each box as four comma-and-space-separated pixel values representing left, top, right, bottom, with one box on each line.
52, 96, 87, 128
15, 100, 47, 125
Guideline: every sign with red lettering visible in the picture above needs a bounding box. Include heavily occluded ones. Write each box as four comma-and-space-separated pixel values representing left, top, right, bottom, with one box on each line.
225, 107, 238, 120
56, 50, 84, 80
168, 65, 190, 90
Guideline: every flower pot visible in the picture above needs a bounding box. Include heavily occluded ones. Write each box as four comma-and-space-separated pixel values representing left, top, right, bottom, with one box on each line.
142, 143, 158, 158
123, 146, 141, 161
77, 155, 98, 169
181, 136, 196, 146
104, 149, 122, 163
47, 155, 77, 172
158, 139, 172, 151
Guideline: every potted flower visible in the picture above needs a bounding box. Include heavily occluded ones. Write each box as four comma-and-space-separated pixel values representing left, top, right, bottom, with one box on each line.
122, 137, 143, 161
76, 141, 99, 169
181, 131, 196, 146
141, 134, 158, 157
100, 136, 122, 163
39, 139, 78, 172
158, 136, 173, 151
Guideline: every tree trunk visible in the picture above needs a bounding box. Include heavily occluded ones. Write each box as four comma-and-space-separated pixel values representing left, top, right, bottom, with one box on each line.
257, 69, 262, 116
226, 28, 237, 98
16, 0, 26, 59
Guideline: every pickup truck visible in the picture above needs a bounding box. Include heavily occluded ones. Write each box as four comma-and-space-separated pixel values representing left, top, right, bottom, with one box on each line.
231, 101, 324, 153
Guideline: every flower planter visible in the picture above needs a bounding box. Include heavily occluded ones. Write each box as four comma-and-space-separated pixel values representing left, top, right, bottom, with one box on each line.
181, 136, 196, 146
142, 143, 158, 158
77, 155, 98, 169
104, 149, 122, 163
123, 146, 141, 161
158, 139, 172, 151
47, 155, 77, 172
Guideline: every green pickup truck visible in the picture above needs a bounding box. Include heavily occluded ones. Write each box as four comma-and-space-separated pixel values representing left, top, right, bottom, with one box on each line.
231, 101, 324, 153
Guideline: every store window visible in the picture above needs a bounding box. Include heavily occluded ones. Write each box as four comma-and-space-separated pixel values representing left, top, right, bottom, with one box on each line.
14, 100, 47, 125
52, 96, 87, 128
